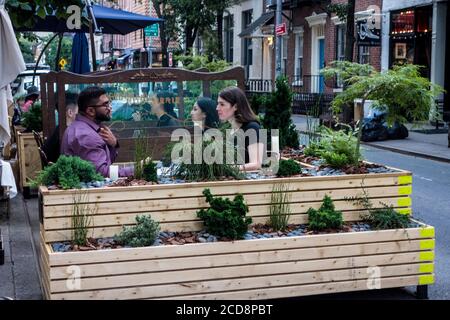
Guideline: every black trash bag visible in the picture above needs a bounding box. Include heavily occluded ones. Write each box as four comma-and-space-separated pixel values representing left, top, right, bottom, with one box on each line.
361, 113, 408, 142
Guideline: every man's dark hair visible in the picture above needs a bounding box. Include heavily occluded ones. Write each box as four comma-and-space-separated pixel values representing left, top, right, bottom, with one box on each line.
77, 86, 106, 113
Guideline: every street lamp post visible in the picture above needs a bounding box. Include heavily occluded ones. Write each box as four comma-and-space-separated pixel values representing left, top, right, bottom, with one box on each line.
275, 0, 282, 78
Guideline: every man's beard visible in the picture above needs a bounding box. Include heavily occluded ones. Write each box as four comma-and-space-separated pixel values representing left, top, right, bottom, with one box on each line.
95, 111, 111, 122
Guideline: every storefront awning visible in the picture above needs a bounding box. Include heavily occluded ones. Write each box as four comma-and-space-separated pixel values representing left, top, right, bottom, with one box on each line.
239, 11, 274, 38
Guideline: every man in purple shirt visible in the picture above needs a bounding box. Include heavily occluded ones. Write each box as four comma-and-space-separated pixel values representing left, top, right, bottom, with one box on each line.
61, 86, 133, 178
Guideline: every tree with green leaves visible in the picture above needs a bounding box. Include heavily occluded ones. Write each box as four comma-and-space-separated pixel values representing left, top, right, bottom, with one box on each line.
17, 34, 36, 63
44, 34, 73, 70
322, 61, 444, 160
5, 0, 85, 29
262, 76, 299, 150
152, 0, 180, 67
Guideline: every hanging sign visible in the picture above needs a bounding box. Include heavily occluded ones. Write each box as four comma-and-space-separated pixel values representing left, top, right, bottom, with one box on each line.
357, 19, 381, 46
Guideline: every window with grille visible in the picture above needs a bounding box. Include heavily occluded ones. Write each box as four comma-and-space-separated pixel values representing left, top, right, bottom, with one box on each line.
359, 46, 370, 64
294, 32, 303, 84
224, 15, 234, 63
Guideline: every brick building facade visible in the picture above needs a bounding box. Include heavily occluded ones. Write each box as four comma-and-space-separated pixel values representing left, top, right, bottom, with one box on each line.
274, 0, 382, 93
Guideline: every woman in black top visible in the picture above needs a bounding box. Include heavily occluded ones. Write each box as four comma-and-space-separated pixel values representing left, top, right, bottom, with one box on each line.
151, 92, 179, 127
217, 87, 264, 171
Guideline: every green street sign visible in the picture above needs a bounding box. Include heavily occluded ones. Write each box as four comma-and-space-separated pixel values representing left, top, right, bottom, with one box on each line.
144, 24, 159, 37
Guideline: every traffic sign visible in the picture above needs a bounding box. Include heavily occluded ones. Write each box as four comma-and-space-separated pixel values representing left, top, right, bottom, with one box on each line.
276, 23, 287, 36
144, 24, 159, 37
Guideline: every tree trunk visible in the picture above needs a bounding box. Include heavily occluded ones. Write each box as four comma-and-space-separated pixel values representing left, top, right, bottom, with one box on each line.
160, 21, 169, 67
345, 0, 356, 62
216, 9, 224, 60
185, 25, 198, 54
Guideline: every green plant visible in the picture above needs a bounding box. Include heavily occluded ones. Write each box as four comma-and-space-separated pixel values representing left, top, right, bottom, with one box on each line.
250, 94, 270, 115
303, 125, 361, 167
262, 76, 299, 150
276, 159, 302, 177
134, 132, 151, 180
31, 155, 104, 189
71, 191, 95, 246
363, 206, 410, 230
143, 160, 158, 183
268, 183, 291, 231
115, 215, 160, 247
346, 181, 410, 230
21, 101, 42, 132
322, 62, 444, 160
197, 189, 252, 239
172, 138, 245, 181
307, 195, 343, 231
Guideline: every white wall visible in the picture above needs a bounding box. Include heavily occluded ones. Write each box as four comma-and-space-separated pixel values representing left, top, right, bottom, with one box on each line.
227, 0, 266, 79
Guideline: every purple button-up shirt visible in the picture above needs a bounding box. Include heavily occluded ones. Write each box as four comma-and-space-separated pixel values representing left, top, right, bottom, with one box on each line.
61, 114, 133, 178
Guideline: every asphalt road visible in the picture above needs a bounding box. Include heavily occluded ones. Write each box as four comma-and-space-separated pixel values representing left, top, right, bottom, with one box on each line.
361, 145, 450, 300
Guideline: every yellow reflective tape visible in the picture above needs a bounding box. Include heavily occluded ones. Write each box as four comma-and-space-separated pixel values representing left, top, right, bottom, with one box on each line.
397, 208, 412, 215
419, 275, 434, 285
398, 186, 412, 195
398, 175, 412, 185
420, 239, 435, 250
420, 228, 435, 238
397, 197, 412, 207
419, 263, 434, 274
419, 251, 435, 261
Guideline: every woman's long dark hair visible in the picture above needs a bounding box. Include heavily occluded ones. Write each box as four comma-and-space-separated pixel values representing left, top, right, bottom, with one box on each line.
218, 86, 258, 124
196, 97, 220, 129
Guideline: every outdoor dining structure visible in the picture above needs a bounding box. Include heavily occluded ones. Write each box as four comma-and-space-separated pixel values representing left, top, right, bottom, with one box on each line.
34, 66, 434, 300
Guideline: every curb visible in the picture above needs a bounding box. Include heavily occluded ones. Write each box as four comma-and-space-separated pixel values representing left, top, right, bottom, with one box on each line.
363, 142, 450, 164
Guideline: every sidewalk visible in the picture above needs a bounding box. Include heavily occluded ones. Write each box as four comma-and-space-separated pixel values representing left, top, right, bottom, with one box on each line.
0, 195, 42, 300
292, 115, 450, 163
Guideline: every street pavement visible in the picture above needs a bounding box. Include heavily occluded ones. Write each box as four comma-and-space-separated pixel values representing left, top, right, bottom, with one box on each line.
0, 145, 449, 300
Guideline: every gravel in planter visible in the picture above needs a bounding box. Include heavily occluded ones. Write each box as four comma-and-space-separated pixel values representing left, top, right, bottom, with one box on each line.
49, 217, 423, 252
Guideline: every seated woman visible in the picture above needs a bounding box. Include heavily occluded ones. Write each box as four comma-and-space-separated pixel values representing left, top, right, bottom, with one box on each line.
150, 92, 179, 127
190, 97, 220, 130
216, 87, 264, 171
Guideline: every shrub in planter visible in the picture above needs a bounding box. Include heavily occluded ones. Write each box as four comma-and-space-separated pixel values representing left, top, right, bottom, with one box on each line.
143, 160, 158, 183
115, 215, 160, 247
32, 155, 104, 189
362, 206, 410, 230
304, 125, 361, 168
262, 76, 299, 150
21, 101, 42, 132
197, 189, 252, 239
276, 159, 302, 177
307, 195, 343, 231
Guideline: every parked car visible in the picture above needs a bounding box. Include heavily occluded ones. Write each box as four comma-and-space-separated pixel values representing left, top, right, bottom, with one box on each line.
11, 64, 50, 97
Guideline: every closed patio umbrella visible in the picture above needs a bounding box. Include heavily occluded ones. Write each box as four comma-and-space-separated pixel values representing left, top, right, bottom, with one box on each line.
0, 0, 26, 145
70, 33, 90, 74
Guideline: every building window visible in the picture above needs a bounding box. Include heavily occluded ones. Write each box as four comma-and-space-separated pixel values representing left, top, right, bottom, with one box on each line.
390, 6, 433, 78
281, 36, 288, 76
242, 10, 253, 77
359, 46, 370, 64
336, 24, 346, 61
294, 32, 303, 84
224, 15, 234, 63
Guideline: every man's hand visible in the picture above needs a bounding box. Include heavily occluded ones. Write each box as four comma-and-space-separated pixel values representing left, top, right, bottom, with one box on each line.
99, 126, 118, 148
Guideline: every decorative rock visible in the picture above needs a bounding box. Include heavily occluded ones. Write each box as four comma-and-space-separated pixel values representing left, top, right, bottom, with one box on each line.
207, 235, 217, 242
198, 237, 207, 243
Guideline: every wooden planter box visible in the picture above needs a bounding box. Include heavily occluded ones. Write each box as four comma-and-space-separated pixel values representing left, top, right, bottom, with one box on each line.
38, 168, 413, 243
39, 222, 435, 300
17, 131, 42, 194
38, 166, 435, 300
